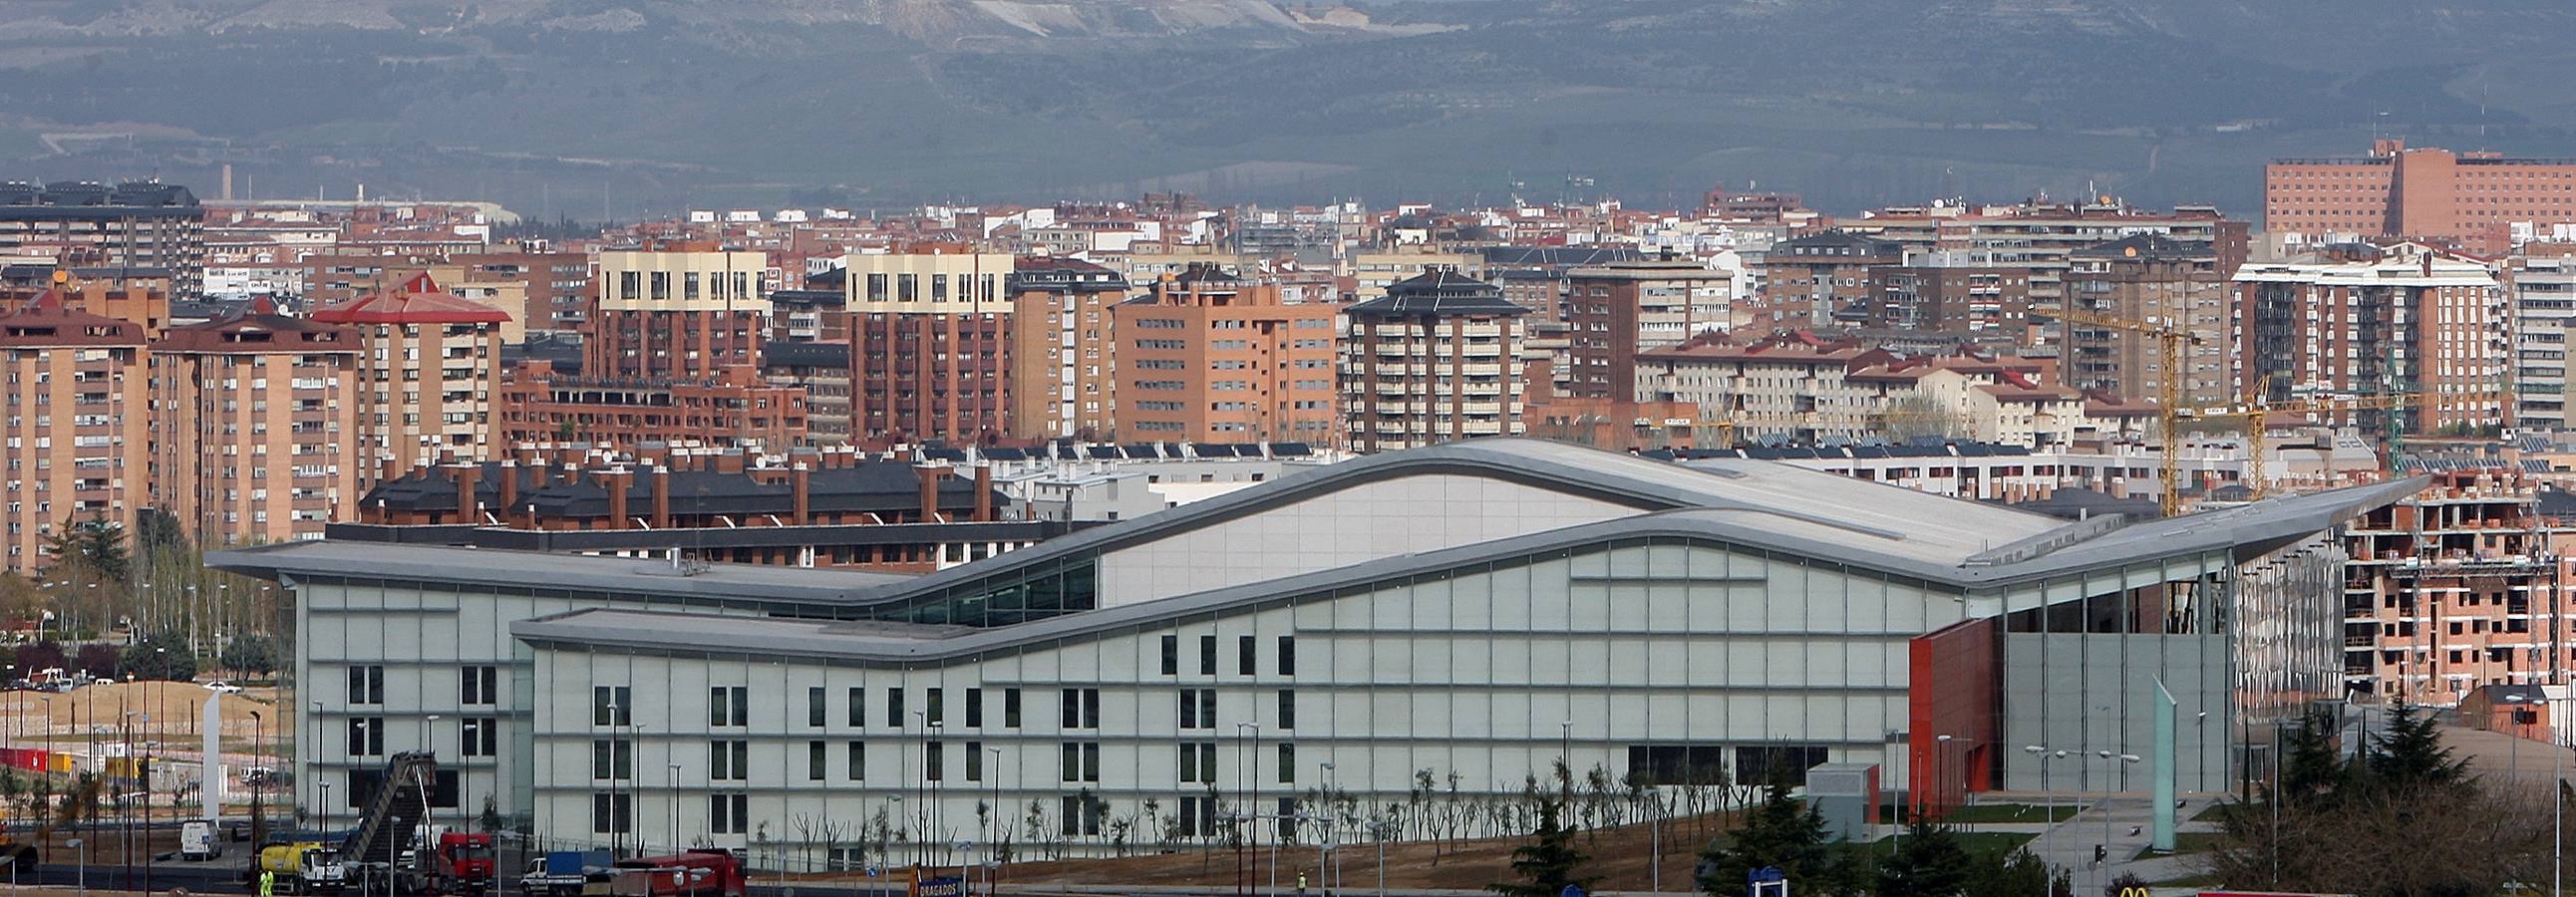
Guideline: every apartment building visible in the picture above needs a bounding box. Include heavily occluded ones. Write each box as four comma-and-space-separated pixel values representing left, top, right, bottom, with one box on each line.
2340, 468, 2570, 703
2510, 253, 2576, 429
1112, 265, 1338, 444
2233, 242, 2512, 437
2063, 235, 2235, 408
310, 273, 509, 485
1339, 267, 1528, 451
1008, 257, 1128, 442
842, 253, 1017, 445
0, 181, 207, 297
0, 292, 148, 574
451, 248, 592, 336
1930, 201, 2249, 316
147, 299, 361, 545
1862, 250, 2038, 336
587, 247, 770, 381
2266, 140, 2576, 254
1754, 230, 1902, 327
1563, 257, 1738, 403
497, 364, 807, 452
1638, 333, 2076, 448
763, 285, 854, 445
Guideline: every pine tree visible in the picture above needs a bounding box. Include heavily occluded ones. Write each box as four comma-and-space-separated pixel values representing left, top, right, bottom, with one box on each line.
2279, 710, 2348, 805
1966, 847, 2068, 897
1697, 779, 1833, 896
1875, 819, 1973, 897
1490, 798, 1595, 897
2365, 704, 2465, 791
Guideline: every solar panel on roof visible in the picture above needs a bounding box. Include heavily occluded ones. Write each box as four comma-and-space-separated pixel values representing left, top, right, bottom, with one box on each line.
982, 447, 1029, 460
923, 448, 968, 461
1087, 447, 1124, 459
1271, 443, 1313, 456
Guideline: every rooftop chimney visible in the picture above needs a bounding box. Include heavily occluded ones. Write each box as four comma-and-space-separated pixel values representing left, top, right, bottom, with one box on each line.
497, 459, 519, 519
454, 463, 482, 523
792, 462, 811, 526
651, 464, 672, 529
915, 463, 950, 522
606, 467, 633, 530
973, 462, 994, 522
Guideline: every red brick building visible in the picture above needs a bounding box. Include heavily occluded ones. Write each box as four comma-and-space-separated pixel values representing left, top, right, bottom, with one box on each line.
0, 291, 149, 574
1111, 264, 1339, 445
2266, 140, 2576, 255
848, 309, 1013, 446
497, 363, 807, 451
2232, 242, 2511, 436
147, 298, 362, 546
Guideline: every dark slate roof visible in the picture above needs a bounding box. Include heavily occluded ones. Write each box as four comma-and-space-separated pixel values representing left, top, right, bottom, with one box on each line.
1479, 246, 1643, 268
762, 340, 849, 370
360, 461, 995, 519
0, 180, 200, 220
1989, 487, 2164, 521
1348, 267, 1526, 318
1772, 230, 1901, 256
2539, 487, 2576, 518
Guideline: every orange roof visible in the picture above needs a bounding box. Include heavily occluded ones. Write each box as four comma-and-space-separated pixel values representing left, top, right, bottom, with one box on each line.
309, 273, 511, 325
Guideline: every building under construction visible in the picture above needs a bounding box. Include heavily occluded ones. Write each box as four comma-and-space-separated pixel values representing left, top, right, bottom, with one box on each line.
2342, 467, 2569, 703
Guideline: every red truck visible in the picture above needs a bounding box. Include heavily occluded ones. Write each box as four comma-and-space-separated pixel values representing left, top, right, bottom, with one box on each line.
410, 831, 495, 896
608, 850, 746, 897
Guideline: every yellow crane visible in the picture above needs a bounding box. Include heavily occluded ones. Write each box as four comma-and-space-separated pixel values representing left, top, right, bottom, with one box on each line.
2046, 309, 2208, 516
2173, 389, 2513, 504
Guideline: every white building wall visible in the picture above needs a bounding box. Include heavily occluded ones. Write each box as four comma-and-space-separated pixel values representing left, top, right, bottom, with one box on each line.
1095, 473, 1639, 605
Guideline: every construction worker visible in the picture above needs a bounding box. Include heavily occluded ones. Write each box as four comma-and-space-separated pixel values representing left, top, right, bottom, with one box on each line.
1297, 872, 1308, 897
258, 868, 276, 897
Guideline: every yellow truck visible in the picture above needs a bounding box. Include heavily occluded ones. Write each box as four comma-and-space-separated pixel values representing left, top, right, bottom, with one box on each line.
253, 841, 350, 894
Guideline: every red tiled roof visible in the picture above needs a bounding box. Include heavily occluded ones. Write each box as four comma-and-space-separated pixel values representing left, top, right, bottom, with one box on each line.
309, 273, 512, 325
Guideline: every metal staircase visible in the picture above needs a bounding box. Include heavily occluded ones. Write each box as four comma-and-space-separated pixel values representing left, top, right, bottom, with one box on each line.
342, 751, 438, 866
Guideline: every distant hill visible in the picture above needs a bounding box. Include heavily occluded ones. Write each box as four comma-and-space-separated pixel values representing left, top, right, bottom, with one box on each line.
1, 0, 2571, 217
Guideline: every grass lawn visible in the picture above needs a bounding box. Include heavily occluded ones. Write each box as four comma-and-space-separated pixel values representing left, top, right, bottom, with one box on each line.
1943, 802, 2082, 824
2155, 831, 2227, 855
1857, 830, 2036, 860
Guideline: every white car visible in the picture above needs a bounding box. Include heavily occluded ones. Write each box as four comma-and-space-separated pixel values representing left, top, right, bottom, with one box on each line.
199, 681, 243, 694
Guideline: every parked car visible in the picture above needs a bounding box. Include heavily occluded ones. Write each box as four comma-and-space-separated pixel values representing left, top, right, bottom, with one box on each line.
201, 681, 243, 694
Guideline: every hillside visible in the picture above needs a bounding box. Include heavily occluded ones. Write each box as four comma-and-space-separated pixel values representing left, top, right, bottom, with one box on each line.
0, 0, 2570, 216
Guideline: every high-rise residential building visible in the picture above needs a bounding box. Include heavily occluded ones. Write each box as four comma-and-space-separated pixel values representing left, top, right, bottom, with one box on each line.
2340, 468, 2567, 703
1861, 250, 2038, 336
148, 299, 361, 545
1929, 201, 2249, 316
587, 246, 770, 380
2233, 242, 2511, 437
1340, 267, 1528, 451
0, 291, 148, 574
2062, 235, 2235, 408
2266, 140, 2576, 255
450, 247, 593, 336
1563, 256, 1738, 403
0, 181, 206, 297
496, 364, 807, 451
1755, 230, 1903, 327
842, 252, 1016, 445
309, 273, 510, 482
2510, 252, 2576, 430
763, 281, 854, 444
1008, 257, 1127, 442
1112, 264, 1338, 444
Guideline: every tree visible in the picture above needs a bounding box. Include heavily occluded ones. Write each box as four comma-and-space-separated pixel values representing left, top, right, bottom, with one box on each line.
72, 644, 118, 679
13, 641, 65, 676
2363, 704, 2465, 791
1967, 847, 2067, 897
1490, 798, 1594, 897
119, 637, 197, 681
1697, 779, 1833, 895
219, 634, 279, 675
1876, 819, 1972, 897
44, 513, 130, 584
1876, 396, 1966, 444
2279, 709, 2347, 805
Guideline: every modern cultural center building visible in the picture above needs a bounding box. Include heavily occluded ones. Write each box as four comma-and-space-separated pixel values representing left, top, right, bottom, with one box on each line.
212, 439, 2406, 861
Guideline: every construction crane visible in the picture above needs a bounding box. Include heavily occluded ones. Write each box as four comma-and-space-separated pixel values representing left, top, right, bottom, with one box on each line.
2043, 309, 2208, 516
2164, 388, 2511, 513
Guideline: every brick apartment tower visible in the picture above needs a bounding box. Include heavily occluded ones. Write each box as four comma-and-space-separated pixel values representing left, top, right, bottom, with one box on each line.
1007, 256, 1128, 442
0, 290, 148, 575
1340, 266, 1528, 451
1112, 264, 1339, 445
310, 272, 509, 485
2342, 468, 2571, 703
2063, 235, 2235, 408
587, 246, 769, 380
842, 252, 1016, 445
2232, 242, 2511, 437
1563, 256, 1737, 403
148, 298, 362, 545
2267, 140, 2576, 255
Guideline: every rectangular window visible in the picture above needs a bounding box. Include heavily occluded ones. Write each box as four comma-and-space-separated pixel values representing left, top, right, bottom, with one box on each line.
1278, 744, 1295, 783
1179, 690, 1197, 730
1084, 689, 1101, 729
706, 686, 745, 728
1061, 688, 1102, 729
709, 741, 749, 781
1060, 743, 1083, 782
1084, 743, 1101, 782
887, 688, 906, 728
965, 742, 983, 782
1004, 688, 1022, 728
1238, 636, 1256, 676
1278, 636, 1296, 676
808, 687, 826, 728
1199, 635, 1217, 675
708, 793, 749, 835
592, 792, 631, 834
846, 742, 865, 781
965, 688, 984, 728
595, 686, 631, 726
808, 741, 827, 781
847, 687, 865, 728
1179, 744, 1197, 783
1278, 690, 1296, 730
350, 666, 384, 706
1160, 635, 1178, 676
926, 688, 944, 726
461, 665, 497, 705
1201, 690, 1217, 730
460, 718, 497, 757
347, 718, 383, 757
591, 739, 632, 780
925, 742, 944, 781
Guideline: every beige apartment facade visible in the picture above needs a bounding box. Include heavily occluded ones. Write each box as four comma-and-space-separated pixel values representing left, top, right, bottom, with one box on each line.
149, 303, 362, 545
0, 296, 149, 574
311, 273, 508, 485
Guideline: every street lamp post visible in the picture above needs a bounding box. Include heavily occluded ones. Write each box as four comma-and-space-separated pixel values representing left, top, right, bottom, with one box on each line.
2505, 693, 2530, 784
2094, 750, 2140, 895
1318, 761, 1336, 894
2024, 745, 2059, 886
1935, 735, 1956, 818
667, 762, 682, 853
1645, 785, 1662, 895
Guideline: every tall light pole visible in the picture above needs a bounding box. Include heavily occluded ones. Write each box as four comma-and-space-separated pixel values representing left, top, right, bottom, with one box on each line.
1935, 735, 1956, 818
2506, 693, 2529, 784
2095, 750, 2139, 895
1318, 760, 1336, 893
984, 745, 1003, 893
1644, 785, 1662, 895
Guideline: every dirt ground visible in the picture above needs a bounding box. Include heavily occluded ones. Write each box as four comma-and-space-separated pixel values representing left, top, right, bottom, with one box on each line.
801, 812, 1739, 892
0, 681, 282, 746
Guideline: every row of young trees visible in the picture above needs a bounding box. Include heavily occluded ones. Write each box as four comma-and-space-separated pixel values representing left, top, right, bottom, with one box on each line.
1490, 781, 2071, 897
2201, 704, 2564, 897
15, 508, 290, 677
